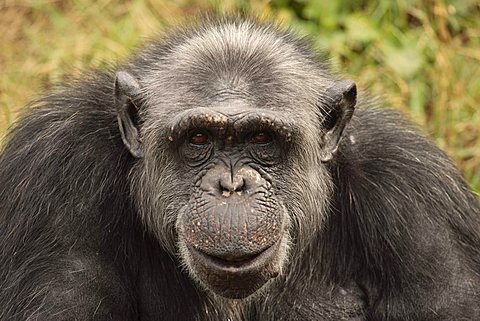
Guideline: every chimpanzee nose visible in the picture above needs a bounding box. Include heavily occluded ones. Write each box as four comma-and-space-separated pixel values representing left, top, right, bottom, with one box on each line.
219, 173, 245, 195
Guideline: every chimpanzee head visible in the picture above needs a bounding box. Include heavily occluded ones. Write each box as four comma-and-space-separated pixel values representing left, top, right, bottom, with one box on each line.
114, 19, 356, 299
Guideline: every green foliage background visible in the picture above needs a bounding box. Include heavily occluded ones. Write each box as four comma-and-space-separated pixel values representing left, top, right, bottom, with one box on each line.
1, 0, 479, 193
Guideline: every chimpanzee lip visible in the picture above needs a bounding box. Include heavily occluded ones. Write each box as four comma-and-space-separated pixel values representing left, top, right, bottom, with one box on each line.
187, 237, 282, 273
185, 235, 285, 298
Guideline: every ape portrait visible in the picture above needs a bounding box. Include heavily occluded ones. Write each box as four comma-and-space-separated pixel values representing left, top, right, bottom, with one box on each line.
0, 16, 479, 321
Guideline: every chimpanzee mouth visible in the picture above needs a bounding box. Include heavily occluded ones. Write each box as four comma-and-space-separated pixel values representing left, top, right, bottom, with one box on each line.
184, 235, 286, 298
187, 236, 283, 274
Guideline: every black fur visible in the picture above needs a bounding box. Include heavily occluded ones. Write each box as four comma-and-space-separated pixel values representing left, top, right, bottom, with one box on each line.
1, 16, 479, 321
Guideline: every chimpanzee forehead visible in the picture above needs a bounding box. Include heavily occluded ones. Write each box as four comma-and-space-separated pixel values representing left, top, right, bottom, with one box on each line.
176, 28, 310, 89
169, 21, 306, 69
141, 20, 333, 112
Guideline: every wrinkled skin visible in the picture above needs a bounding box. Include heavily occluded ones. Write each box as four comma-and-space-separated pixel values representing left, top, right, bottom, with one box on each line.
172, 111, 292, 298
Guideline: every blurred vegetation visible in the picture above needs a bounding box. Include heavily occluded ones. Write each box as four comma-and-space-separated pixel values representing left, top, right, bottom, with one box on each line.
0, 0, 479, 193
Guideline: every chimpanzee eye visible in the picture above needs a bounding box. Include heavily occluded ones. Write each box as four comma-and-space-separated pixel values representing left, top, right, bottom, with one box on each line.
250, 132, 273, 145
189, 131, 211, 146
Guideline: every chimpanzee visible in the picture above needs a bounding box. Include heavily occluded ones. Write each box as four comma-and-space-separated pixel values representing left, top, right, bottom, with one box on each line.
0, 15, 479, 321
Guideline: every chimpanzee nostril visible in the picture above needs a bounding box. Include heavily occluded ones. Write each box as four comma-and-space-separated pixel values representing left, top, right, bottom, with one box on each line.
219, 173, 245, 194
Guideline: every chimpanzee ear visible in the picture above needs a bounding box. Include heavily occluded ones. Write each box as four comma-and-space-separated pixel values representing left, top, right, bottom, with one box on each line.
319, 79, 357, 162
114, 71, 144, 158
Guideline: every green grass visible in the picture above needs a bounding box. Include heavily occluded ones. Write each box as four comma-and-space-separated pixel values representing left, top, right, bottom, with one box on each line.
1, 0, 479, 193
